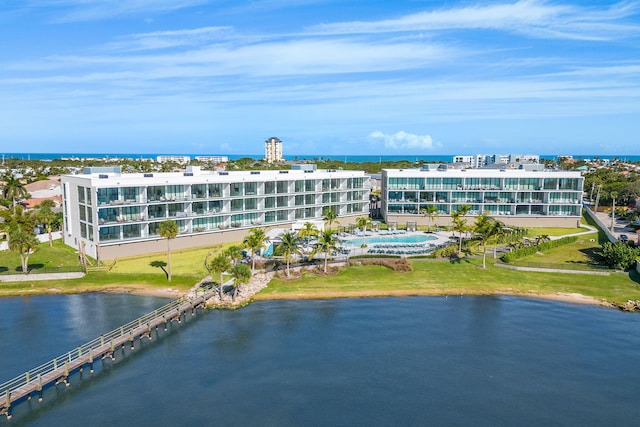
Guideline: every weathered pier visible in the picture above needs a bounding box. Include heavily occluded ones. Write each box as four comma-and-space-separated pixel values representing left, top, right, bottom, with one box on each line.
0, 281, 220, 420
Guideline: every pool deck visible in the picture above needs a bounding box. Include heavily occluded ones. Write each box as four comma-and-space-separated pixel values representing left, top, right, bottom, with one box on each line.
340, 230, 453, 257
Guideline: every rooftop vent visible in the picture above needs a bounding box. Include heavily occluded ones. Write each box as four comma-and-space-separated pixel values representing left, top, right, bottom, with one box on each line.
144, 173, 154, 178
251, 171, 260, 175
279, 170, 289, 174
98, 174, 109, 179
183, 172, 193, 176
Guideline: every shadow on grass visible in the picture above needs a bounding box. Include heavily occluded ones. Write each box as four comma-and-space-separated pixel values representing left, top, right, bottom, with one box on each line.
629, 269, 640, 286
149, 260, 168, 279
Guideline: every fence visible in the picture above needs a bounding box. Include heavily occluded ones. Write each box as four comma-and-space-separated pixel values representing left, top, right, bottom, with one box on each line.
0, 281, 217, 401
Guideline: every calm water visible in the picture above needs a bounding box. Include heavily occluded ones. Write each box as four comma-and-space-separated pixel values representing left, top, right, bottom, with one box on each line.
3, 152, 640, 163
1, 294, 640, 426
346, 234, 437, 247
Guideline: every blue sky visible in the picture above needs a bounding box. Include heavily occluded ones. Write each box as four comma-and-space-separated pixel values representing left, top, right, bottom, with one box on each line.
1, 1, 639, 156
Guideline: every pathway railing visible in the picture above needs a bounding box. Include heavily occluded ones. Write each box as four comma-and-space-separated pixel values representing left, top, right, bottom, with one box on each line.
0, 280, 219, 412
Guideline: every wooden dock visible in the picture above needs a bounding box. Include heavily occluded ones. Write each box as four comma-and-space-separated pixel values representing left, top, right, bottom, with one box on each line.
0, 281, 220, 420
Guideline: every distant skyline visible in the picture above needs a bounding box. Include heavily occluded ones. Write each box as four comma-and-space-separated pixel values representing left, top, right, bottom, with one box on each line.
1, 1, 639, 156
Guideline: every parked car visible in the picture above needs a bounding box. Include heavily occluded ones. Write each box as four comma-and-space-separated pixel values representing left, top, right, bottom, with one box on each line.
619, 234, 628, 242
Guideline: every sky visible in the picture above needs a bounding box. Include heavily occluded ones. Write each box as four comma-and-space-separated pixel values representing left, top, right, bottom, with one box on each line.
1, 0, 639, 157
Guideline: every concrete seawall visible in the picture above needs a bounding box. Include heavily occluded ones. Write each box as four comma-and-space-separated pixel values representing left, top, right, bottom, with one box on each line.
0, 272, 85, 282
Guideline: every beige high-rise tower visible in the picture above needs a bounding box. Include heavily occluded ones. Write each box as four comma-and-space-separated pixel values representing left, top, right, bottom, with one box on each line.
264, 137, 284, 163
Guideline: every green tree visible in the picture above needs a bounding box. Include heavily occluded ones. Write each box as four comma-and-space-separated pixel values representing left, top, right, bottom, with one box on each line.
1, 174, 29, 208
158, 220, 178, 282
9, 228, 39, 273
230, 263, 252, 301
599, 241, 639, 270
311, 229, 341, 273
298, 221, 319, 242
355, 216, 372, 247
473, 215, 505, 268
323, 207, 339, 231
420, 205, 438, 232
451, 208, 470, 255
208, 252, 232, 299
225, 245, 244, 265
36, 199, 57, 247
242, 227, 268, 271
276, 231, 301, 277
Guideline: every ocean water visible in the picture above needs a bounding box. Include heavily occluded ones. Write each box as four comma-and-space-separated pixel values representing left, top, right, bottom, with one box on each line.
1, 294, 640, 426
2, 153, 639, 163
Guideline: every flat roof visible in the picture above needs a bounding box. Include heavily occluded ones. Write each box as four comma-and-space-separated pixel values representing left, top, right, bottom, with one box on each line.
382, 168, 581, 178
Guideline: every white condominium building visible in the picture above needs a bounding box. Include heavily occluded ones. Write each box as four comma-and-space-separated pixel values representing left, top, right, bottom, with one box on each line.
381, 167, 583, 228
62, 166, 370, 260
156, 155, 191, 164
264, 137, 284, 163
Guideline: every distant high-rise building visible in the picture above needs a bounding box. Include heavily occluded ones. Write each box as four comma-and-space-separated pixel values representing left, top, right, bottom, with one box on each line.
264, 137, 284, 163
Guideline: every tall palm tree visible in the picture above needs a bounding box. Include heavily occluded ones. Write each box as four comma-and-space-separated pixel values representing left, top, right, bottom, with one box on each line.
158, 220, 178, 282
474, 214, 501, 269
420, 205, 438, 232
1, 174, 29, 208
225, 245, 244, 265
276, 231, 301, 277
298, 221, 319, 242
311, 229, 341, 273
242, 227, 268, 271
9, 228, 39, 273
355, 216, 372, 247
451, 211, 468, 255
230, 263, 252, 301
323, 207, 339, 231
208, 252, 231, 299
609, 190, 618, 232
36, 199, 56, 247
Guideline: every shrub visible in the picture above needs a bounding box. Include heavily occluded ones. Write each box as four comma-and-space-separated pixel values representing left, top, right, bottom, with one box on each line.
599, 241, 640, 270
349, 258, 413, 272
501, 236, 578, 263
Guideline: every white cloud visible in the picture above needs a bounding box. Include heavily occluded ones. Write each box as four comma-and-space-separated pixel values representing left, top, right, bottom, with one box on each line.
310, 0, 640, 41
369, 131, 437, 150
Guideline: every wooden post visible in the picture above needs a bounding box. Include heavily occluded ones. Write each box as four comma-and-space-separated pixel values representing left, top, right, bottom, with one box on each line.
4, 390, 11, 420
101, 336, 105, 346
53, 359, 57, 370
129, 330, 134, 350
26, 371, 30, 384
89, 349, 94, 373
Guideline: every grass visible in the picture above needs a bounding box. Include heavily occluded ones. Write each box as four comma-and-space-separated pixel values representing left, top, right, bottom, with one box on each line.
0, 240, 80, 273
514, 232, 603, 266
256, 257, 640, 304
525, 227, 587, 237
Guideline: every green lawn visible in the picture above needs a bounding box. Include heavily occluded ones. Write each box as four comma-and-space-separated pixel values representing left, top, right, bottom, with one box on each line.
0, 240, 80, 273
525, 226, 588, 237
257, 257, 640, 304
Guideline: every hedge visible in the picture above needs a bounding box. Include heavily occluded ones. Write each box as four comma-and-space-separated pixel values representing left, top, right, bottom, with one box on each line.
500, 236, 578, 263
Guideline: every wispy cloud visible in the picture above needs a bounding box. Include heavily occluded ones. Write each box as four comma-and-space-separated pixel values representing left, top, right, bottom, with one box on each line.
310, 0, 640, 41
105, 26, 234, 51
20, 0, 210, 22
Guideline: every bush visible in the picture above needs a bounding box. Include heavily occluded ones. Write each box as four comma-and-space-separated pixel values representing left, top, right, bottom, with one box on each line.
501, 236, 578, 263
599, 241, 640, 270
349, 258, 413, 272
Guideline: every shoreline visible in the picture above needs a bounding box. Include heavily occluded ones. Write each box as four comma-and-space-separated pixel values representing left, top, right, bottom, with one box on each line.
0, 280, 618, 310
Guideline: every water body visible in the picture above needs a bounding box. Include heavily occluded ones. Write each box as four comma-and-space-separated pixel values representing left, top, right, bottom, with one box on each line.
3, 153, 640, 163
1, 294, 640, 426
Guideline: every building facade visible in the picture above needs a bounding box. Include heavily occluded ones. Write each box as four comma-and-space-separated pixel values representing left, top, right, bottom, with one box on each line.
156, 155, 191, 164
381, 167, 583, 228
452, 154, 540, 168
264, 137, 284, 163
62, 167, 370, 260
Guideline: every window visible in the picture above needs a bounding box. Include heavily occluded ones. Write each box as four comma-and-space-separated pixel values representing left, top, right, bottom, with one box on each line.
78, 186, 86, 204
209, 183, 223, 198
264, 181, 275, 194
191, 184, 207, 199
230, 183, 243, 197
245, 182, 257, 195
305, 180, 316, 191
295, 180, 304, 193
277, 181, 289, 194
245, 198, 257, 210
231, 199, 243, 211
265, 197, 276, 209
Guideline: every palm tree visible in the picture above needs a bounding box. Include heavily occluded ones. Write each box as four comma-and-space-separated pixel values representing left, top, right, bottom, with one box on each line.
276, 231, 301, 277
474, 214, 502, 268
323, 207, 339, 231
355, 216, 372, 248
36, 199, 56, 247
311, 229, 341, 273
420, 205, 438, 232
225, 245, 244, 265
1, 174, 29, 208
158, 220, 178, 282
298, 221, 319, 243
609, 190, 619, 232
230, 263, 252, 301
242, 227, 268, 271
451, 211, 468, 255
9, 228, 39, 273
208, 252, 231, 299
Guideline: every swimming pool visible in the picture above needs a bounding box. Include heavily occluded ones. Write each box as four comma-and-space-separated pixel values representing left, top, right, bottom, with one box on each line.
345, 234, 437, 247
